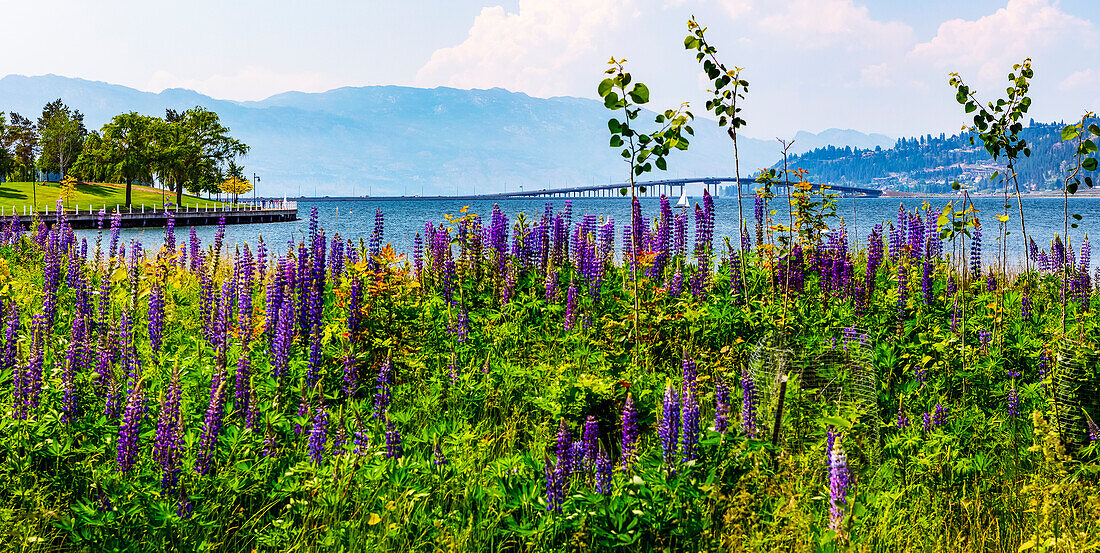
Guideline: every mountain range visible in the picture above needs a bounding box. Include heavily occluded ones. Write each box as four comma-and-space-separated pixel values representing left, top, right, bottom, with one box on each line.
0, 74, 894, 197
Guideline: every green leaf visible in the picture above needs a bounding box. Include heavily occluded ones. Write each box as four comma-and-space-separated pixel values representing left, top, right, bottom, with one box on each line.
1084, 157, 1098, 171
607, 118, 621, 133
1062, 125, 1080, 141
1089, 123, 1100, 137
629, 83, 650, 104
620, 187, 628, 196
964, 102, 977, 114
655, 157, 667, 171
609, 135, 624, 148
597, 78, 614, 98
1073, 213, 1083, 220
639, 186, 647, 194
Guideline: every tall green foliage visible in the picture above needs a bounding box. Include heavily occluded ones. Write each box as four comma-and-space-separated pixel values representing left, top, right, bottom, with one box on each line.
36, 99, 87, 179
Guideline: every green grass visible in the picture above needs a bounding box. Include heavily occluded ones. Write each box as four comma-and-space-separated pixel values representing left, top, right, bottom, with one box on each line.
0, 181, 223, 214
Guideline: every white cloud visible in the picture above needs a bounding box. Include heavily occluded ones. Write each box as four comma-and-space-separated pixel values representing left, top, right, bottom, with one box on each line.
1059, 69, 1100, 91
415, 0, 633, 98
717, 0, 754, 20
911, 0, 1092, 81
859, 63, 892, 87
757, 0, 913, 52
146, 67, 344, 101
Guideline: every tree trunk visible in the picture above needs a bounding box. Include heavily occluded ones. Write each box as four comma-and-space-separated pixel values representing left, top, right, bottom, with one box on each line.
125, 179, 132, 208
176, 179, 183, 208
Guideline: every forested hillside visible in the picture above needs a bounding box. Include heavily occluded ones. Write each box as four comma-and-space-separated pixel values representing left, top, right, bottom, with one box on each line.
781, 120, 1088, 193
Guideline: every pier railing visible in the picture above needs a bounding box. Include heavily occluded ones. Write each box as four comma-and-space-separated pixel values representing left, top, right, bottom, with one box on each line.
0, 200, 298, 229
0, 199, 298, 218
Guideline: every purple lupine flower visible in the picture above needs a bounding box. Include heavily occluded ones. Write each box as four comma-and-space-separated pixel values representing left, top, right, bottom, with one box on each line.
970, 223, 982, 279
433, 441, 448, 466
582, 415, 599, 470
828, 436, 851, 532
195, 371, 228, 475
116, 380, 145, 473
17, 314, 47, 418
447, 355, 460, 386
148, 278, 165, 357
594, 447, 612, 495
211, 216, 226, 260
985, 272, 997, 292
306, 325, 322, 388
659, 382, 680, 466
308, 406, 329, 465
896, 401, 909, 429
563, 282, 578, 331
544, 269, 559, 303
674, 211, 687, 258
385, 415, 403, 459
932, 403, 948, 427
1088, 418, 1099, 443
272, 297, 293, 381
620, 394, 639, 471
369, 209, 384, 272
61, 313, 88, 424
669, 266, 684, 298
753, 192, 764, 248
412, 232, 423, 279
153, 366, 184, 489
1007, 387, 1020, 417
0, 302, 19, 384
1021, 293, 1033, 322
373, 355, 393, 418
680, 387, 700, 462
896, 262, 908, 319
729, 256, 744, 305
741, 369, 758, 438
555, 418, 573, 473
921, 257, 933, 305
715, 377, 731, 434
543, 456, 566, 513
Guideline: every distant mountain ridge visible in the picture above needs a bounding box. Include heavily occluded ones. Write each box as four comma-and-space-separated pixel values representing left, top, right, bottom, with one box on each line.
0, 74, 892, 197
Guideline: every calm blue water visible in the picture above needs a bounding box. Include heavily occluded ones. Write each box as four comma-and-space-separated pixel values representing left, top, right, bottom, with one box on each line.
76, 196, 1100, 268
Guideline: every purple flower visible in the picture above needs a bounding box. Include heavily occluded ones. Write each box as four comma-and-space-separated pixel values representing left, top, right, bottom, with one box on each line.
433, 441, 448, 466
896, 401, 909, 429
714, 377, 731, 434
828, 435, 851, 532
620, 394, 639, 471
659, 382, 680, 466
582, 415, 599, 470
1088, 418, 1099, 443
741, 369, 758, 438
564, 282, 578, 331
385, 415, 403, 459
373, 355, 393, 418
116, 380, 144, 473
195, 371, 228, 476
680, 388, 700, 462
970, 223, 982, 279
594, 447, 612, 495
932, 403, 948, 428
148, 278, 165, 357
153, 366, 184, 489
308, 406, 329, 465
1007, 387, 1020, 417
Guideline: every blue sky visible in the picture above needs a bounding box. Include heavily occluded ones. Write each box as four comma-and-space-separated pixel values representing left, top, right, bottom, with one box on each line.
3, 0, 1098, 139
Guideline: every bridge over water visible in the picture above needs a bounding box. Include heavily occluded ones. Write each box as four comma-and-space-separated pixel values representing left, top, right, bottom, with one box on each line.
320, 177, 882, 202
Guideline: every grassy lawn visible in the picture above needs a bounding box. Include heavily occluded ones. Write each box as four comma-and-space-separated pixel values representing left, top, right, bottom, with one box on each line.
0, 181, 225, 214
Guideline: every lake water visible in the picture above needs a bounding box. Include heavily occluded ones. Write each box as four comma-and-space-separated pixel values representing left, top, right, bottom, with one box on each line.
75, 195, 1100, 268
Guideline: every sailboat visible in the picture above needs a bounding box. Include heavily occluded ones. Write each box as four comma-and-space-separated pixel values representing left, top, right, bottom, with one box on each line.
676, 187, 690, 208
